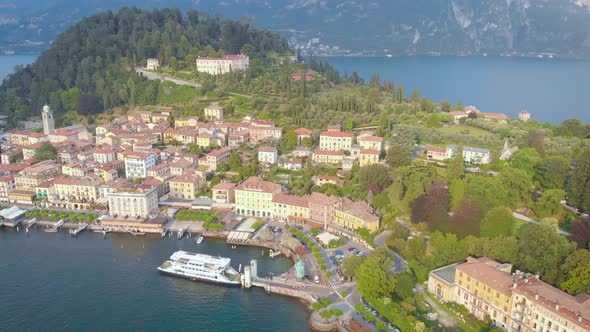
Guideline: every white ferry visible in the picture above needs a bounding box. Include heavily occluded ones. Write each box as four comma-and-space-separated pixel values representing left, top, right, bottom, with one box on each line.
158, 251, 241, 286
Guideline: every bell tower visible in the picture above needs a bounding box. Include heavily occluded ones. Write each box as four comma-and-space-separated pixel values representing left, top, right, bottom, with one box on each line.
42, 104, 55, 135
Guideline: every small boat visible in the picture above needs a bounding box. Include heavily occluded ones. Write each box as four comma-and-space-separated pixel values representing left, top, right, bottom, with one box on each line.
44, 228, 58, 233
195, 235, 204, 244
129, 231, 146, 236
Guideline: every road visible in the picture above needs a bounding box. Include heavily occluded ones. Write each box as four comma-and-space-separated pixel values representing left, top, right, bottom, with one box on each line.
415, 284, 457, 328
135, 67, 201, 88
512, 212, 571, 236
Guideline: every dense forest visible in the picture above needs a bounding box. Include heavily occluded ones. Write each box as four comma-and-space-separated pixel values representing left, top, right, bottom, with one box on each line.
0, 7, 289, 126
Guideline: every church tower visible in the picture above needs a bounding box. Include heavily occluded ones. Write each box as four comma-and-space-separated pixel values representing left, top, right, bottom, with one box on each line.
42, 104, 55, 135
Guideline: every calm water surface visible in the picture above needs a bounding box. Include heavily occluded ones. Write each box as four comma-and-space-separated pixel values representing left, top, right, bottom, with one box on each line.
0, 229, 310, 332
324, 56, 590, 123
2, 54, 589, 123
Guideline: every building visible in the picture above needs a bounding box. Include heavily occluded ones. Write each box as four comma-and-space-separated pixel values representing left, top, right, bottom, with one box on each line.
212, 182, 236, 204
278, 157, 303, 171
425, 145, 447, 161
447, 145, 491, 165
204, 146, 233, 171
295, 127, 313, 146
146, 58, 160, 71
510, 274, 590, 332
196, 54, 249, 75
334, 198, 380, 232
319, 130, 354, 151
124, 152, 156, 178
204, 104, 225, 122
308, 192, 341, 229
357, 135, 384, 151
234, 177, 282, 217
52, 175, 102, 209
312, 150, 344, 165
258, 146, 278, 165
272, 193, 309, 223
14, 160, 61, 192
0, 174, 15, 202
42, 105, 55, 135
94, 149, 117, 164
518, 110, 531, 122
359, 149, 380, 167
107, 186, 159, 218
428, 263, 460, 303
169, 172, 204, 200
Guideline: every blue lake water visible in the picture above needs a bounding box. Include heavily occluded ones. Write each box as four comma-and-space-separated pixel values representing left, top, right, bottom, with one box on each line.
0, 229, 311, 332
323, 56, 590, 123
2, 54, 589, 123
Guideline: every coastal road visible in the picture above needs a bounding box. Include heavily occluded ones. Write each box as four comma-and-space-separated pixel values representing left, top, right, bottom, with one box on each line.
135, 67, 201, 88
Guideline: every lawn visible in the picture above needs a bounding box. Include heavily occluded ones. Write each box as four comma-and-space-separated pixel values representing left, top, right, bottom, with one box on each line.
434, 125, 493, 137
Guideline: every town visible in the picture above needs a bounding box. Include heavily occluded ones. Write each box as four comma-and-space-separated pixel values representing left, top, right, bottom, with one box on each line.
1, 56, 588, 331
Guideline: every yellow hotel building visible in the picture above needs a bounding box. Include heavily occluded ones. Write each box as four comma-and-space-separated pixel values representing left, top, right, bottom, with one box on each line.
333, 198, 380, 232
234, 177, 282, 218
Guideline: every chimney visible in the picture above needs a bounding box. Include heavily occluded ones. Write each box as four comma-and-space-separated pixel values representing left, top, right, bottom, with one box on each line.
578, 311, 583, 323
534, 289, 539, 300
555, 300, 560, 311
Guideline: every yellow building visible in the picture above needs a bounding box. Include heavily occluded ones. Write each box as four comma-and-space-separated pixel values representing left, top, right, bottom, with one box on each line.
196, 134, 213, 148
357, 135, 384, 150
174, 117, 199, 128
333, 198, 379, 232
272, 193, 309, 222
53, 175, 102, 204
234, 177, 282, 217
169, 172, 204, 200
428, 264, 460, 303
15, 161, 61, 191
312, 150, 344, 164
358, 149, 380, 167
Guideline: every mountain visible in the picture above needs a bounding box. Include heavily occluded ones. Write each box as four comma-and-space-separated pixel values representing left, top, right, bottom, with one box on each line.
0, 0, 589, 58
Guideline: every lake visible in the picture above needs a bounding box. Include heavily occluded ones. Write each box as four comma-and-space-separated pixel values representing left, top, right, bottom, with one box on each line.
323, 56, 590, 123
0, 229, 311, 331
1, 54, 589, 123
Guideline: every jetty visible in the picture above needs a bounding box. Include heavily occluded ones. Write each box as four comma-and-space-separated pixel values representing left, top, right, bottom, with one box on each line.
69, 223, 89, 237
26, 218, 37, 229
177, 226, 189, 240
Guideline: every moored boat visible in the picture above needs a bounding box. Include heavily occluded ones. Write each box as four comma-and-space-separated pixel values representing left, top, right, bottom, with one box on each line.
158, 250, 240, 286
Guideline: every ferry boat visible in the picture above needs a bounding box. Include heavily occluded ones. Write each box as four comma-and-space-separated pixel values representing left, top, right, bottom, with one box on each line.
158, 251, 241, 286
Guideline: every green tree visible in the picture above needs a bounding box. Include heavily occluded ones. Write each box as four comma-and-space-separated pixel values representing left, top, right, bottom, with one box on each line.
386, 143, 412, 168
534, 156, 569, 190
440, 100, 451, 112
228, 152, 242, 171
394, 273, 415, 300
355, 250, 397, 298
560, 249, 590, 295
426, 113, 442, 128
281, 130, 298, 151
357, 164, 392, 192
498, 168, 534, 206
449, 178, 466, 211
567, 148, 590, 211
534, 189, 566, 217
446, 145, 464, 181
480, 207, 514, 238
510, 148, 541, 175
34, 142, 57, 161
519, 223, 577, 285
341, 255, 365, 279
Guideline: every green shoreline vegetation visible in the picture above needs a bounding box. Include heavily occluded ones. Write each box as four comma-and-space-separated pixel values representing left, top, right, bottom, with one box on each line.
1, 7, 590, 332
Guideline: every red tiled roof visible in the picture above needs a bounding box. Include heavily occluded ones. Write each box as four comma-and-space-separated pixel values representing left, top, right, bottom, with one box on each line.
235, 176, 281, 193
360, 149, 380, 155
212, 182, 237, 190
313, 150, 344, 156
272, 193, 309, 208
295, 128, 313, 136
358, 135, 383, 142
320, 131, 354, 138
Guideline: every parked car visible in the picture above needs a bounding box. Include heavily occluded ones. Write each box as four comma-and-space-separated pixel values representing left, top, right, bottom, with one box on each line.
314, 275, 320, 284
334, 250, 344, 259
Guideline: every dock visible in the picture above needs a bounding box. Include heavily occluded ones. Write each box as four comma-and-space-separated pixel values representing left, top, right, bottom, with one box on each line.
69, 223, 89, 237
26, 218, 37, 229
177, 226, 189, 240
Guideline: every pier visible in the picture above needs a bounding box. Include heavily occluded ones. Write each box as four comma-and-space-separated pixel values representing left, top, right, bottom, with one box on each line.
69, 223, 89, 237
26, 218, 37, 230
177, 226, 189, 240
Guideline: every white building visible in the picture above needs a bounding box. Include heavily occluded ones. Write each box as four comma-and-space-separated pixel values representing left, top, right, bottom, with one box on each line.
258, 146, 278, 165
124, 152, 156, 178
518, 110, 531, 122
196, 54, 249, 75
146, 58, 160, 71
319, 130, 354, 151
204, 104, 225, 122
42, 105, 55, 135
446, 145, 491, 165
107, 186, 159, 218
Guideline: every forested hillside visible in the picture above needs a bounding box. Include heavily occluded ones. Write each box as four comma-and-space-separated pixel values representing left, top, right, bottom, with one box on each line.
0, 7, 289, 126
